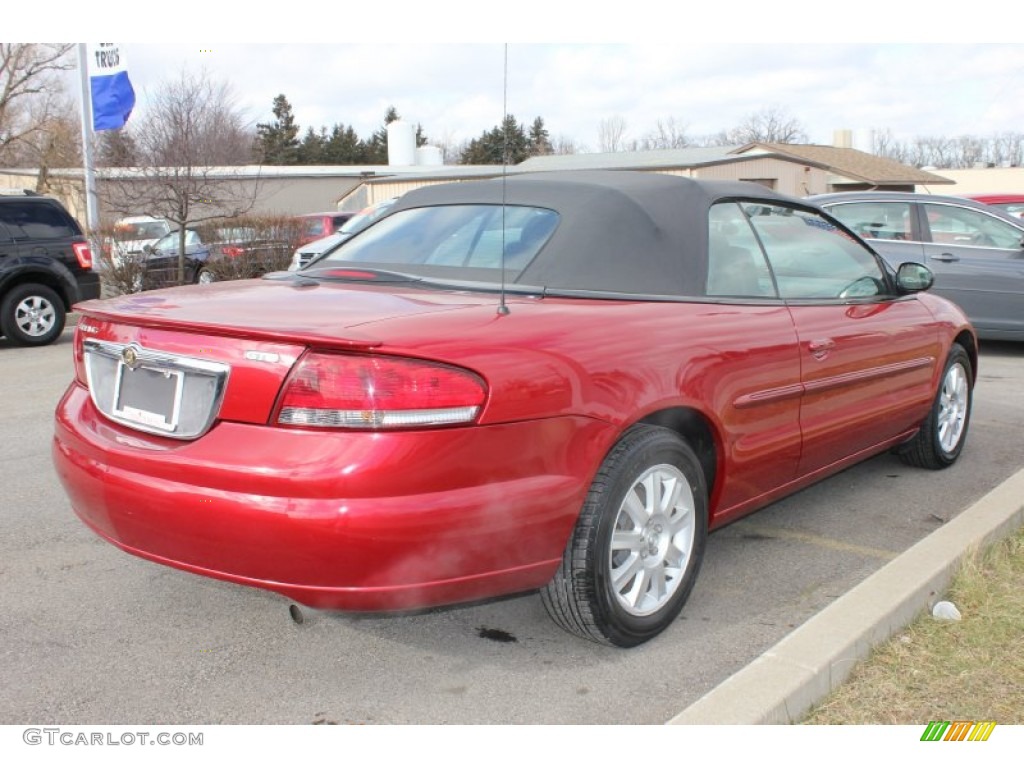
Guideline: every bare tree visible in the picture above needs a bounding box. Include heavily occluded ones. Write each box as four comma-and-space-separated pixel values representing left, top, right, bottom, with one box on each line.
598, 115, 630, 153
870, 128, 908, 164
956, 134, 987, 168
103, 69, 259, 284
723, 106, 808, 145
29, 98, 82, 198
550, 134, 582, 155
0, 43, 75, 165
640, 117, 691, 150
992, 132, 1024, 168
906, 136, 957, 169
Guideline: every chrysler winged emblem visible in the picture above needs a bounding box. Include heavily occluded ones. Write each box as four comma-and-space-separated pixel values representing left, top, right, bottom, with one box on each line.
121, 345, 140, 369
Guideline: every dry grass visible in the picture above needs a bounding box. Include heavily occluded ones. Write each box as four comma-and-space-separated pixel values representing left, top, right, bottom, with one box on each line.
804, 526, 1024, 724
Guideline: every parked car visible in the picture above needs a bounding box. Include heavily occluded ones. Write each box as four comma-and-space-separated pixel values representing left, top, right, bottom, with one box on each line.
142, 227, 290, 287
293, 211, 356, 247
103, 216, 171, 266
55, 172, 976, 647
812, 191, 1024, 341
964, 193, 1024, 220
0, 190, 99, 346
288, 198, 400, 271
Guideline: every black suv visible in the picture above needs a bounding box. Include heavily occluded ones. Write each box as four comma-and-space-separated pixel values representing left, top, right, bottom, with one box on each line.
0, 191, 100, 346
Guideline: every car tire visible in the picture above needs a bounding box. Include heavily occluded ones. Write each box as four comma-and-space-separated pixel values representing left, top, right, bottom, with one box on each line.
900, 343, 972, 469
541, 425, 708, 647
197, 269, 216, 285
0, 283, 66, 347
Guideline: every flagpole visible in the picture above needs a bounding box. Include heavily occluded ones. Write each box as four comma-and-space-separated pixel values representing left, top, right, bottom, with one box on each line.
76, 43, 101, 242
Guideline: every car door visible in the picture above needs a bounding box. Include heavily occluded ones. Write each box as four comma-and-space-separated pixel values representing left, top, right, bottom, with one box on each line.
743, 203, 941, 478
703, 202, 803, 522
820, 199, 926, 269
146, 230, 205, 286
0, 219, 21, 272
919, 201, 1024, 338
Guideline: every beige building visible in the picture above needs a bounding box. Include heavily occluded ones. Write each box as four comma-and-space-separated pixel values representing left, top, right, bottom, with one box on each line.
348, 144, 954, 205
1, 142, 960, 232
918, 167, 1024, 195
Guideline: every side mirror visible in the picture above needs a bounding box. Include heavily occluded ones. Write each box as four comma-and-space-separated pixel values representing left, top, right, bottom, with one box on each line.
143, 244, 154, 255
895, 262, 934, 293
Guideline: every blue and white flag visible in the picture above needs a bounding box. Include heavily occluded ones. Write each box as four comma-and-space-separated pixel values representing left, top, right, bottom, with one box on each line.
87, 43, 135, 131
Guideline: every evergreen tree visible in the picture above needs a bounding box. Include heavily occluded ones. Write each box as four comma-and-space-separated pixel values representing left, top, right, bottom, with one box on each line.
296, 126, 326, 165
322, 124, 364, 164
97, 127, 138, 167
254, 94, 300, 164
528, 117, 552, 156
459, 114, 530, 165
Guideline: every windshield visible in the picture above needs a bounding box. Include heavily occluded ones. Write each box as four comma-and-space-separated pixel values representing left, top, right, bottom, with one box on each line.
319, 204, 558, 279
338, 198, 398, 236
152, 230, 200, 251
117, 221, 170, 240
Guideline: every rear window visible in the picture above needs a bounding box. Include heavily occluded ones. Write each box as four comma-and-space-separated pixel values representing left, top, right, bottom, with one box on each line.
303, 218, 327, 238
0, 201, 79, 240
320, 205, 559, 277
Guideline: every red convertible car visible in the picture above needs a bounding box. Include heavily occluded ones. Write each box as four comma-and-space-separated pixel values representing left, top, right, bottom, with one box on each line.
53, 172, 976, 647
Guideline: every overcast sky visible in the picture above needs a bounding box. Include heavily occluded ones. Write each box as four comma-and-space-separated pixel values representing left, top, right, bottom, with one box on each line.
41, 5, 1024, 154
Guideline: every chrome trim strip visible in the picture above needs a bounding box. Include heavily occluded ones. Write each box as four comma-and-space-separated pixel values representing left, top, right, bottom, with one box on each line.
83, 339, 231, 440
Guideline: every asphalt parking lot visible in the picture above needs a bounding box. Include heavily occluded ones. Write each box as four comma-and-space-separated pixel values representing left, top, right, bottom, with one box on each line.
1, 326, 1022, 725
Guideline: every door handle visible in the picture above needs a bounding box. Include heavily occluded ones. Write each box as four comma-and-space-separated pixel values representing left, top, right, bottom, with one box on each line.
930, 253, 959, 263
808, 339, 835, 359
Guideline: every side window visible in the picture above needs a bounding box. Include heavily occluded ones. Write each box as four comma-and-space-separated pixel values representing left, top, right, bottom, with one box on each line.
0, 201, 77, 240
746, 205, 888, 300
923, 204, 1023, 249
706, 202, 777, 298
825, 201, 914, 242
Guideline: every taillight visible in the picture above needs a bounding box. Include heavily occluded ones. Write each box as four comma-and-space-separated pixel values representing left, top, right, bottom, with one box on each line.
72, 320, 89, 385
274, 353, 487, 429
73, 242, 93, 269
220, 245, 245, 258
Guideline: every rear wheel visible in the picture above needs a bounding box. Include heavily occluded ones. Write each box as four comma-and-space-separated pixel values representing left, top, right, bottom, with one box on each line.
542, 425, 708, 647
1, 283, 66, 346
197, 269, 216, 284
900, 343, 972, 469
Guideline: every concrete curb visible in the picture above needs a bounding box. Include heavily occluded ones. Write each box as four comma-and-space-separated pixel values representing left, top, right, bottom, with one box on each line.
668, 467, 1024, 725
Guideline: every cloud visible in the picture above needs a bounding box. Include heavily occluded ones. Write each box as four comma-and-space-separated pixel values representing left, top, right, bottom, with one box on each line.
107, 43, 1024, 152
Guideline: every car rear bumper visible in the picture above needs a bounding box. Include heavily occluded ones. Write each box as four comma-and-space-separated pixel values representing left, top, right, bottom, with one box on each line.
53, 382, 612, 611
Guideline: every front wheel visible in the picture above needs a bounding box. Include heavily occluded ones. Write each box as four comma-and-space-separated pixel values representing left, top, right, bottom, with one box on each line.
196, 269, 216, 285
542, 425, 708, 647
900, 343, 973, 469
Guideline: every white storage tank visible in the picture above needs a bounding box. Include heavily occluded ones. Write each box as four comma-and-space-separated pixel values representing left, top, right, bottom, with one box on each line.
416, 145, 443, 166
387, 121, 416, 166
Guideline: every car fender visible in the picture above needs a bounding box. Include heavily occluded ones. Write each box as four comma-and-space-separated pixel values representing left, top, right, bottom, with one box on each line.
0, 256, 82, 306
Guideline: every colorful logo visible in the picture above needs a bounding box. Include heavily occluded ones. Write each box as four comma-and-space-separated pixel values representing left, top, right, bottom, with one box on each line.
921, 721, 996, 742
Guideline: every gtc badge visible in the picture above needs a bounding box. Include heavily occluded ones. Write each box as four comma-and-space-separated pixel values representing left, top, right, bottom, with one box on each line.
122, 345, 140, 369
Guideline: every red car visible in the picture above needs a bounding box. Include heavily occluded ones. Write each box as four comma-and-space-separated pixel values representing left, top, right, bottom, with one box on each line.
294, 211, 355, 246
53, 172, 976, 647
964, 194, 1024, 219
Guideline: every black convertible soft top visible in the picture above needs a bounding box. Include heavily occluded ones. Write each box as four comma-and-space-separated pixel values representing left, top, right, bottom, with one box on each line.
387, 170, 800, 296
